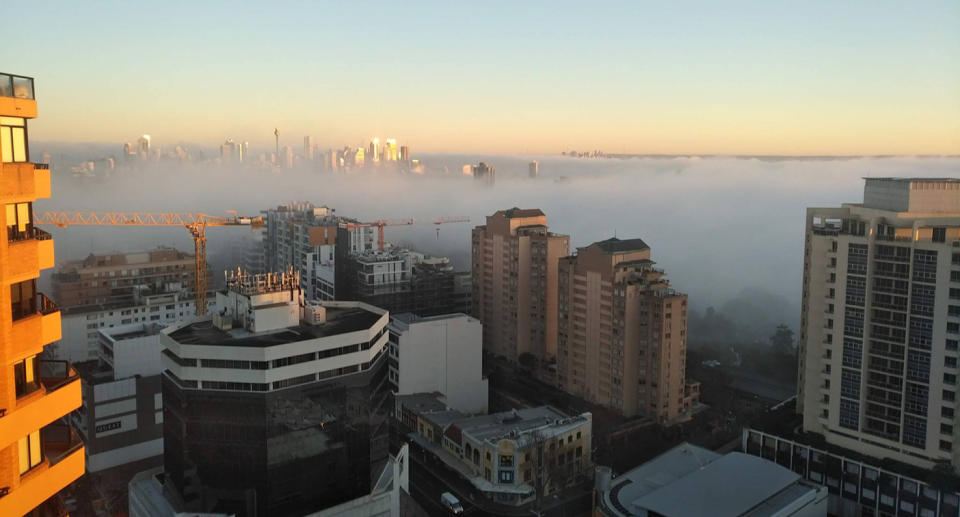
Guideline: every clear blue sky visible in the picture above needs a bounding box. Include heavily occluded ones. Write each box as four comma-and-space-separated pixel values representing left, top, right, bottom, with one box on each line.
3, 0, 958, 154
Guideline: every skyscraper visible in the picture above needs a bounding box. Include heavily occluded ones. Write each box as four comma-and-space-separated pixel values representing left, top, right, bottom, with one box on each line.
798, 178, 960, 470
472, 162, 495, 186
384, 139, 398, 161
471, 208, 569, 363
370, 138, 380, 163
557, 238, 698, 423
399, 145, 409, 162
529, 161, 539, 178
137, 134, 151, 158
0, 72, 84, 515
303, 135, 314, 161
282, 145, 293, 168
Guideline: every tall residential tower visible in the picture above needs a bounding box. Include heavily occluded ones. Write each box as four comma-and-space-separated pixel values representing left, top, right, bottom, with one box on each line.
557, 238, 697, 423
0, 72, 84, 515
471, 208, 569, 363
799, 178, 960, 470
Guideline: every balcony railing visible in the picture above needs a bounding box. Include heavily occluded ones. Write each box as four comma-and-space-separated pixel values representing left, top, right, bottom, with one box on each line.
0, 73, 34, 100
34, 163, 49, 170
40, 423, 83, 466
38, 360, 78, 393
8, 225, 52, 243
39, 293, 59, 315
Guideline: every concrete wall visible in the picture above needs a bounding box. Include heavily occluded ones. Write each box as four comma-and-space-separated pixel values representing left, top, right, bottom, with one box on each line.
396, 315, 488, 414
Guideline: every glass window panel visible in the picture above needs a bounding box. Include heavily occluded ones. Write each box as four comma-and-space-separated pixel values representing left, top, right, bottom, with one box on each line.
6, 204, 16, 230
12, 77, 33, 100
1, 127, 11, 163
0, 74, 12, 97
0, 117, 25, 126
24, 355, 34, 383
12, 127, 25, 162
16, 203, 30, 232
29, 430, 41, 468
18, 436, 29, 474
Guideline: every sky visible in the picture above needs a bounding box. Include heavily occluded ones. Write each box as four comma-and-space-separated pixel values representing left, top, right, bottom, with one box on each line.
3, 1, 959, 155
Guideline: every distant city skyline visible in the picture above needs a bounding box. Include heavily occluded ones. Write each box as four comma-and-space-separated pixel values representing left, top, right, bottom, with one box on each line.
2, 1, 958, 155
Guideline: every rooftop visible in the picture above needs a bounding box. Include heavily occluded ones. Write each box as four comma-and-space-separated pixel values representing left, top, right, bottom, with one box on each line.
168, 305, 381, 347
603, 442, 822, 517
502, 207, 545, 219
391, 312, 473, 325
106, 323, 165, 341
594, 237, 649, 253
396, 392, 450, 414
864, 177, 960, 184
457, 406, 586, 445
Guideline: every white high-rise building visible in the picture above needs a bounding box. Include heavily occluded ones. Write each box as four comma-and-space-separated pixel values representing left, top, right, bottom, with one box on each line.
799, 177, 960, 470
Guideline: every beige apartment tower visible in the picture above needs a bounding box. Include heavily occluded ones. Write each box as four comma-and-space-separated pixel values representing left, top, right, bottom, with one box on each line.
799, 178, 960, 470
471, 208, 569, 363
557, 238, 698, 423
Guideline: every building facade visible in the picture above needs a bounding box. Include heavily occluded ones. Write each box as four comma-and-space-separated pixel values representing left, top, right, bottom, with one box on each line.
0, 72, 84, 516
557, 238, 698, 423
52, 289, 205, 363
387, 313, 488, 414
52, 247, 196, 309
798, 178, 960, 471
396, 396, 592, 506
158, 270, 392, 516
471, 208, 569, 363
72, 323, 165, 474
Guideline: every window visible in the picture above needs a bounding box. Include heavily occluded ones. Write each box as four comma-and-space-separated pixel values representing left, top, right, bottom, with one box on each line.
0, 116, 27, 163
18, 430, 42, 474
498, 469, 514, 484
10, 279, 36, 320
14, 355, 37, 398
6, 202, 33, 241
499, 454, 513, 467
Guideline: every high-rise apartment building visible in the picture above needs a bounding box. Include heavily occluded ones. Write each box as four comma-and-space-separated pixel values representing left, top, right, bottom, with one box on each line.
472, 208, 569, 363
556, 238, 697, 423
52, 247, 196, 309
0, 72, 84, 516
529, 161, 539, 178
261, 202, 367, 300
158, 270, 391, 516
799, 178, 960, 470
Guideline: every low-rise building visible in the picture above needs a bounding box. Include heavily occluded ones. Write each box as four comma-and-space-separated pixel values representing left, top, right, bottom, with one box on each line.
72, 323, 165, 474
388, 313, 488, 414
51, 288, 208, 363
397, 395, 592, 506
595, 442, 827, 517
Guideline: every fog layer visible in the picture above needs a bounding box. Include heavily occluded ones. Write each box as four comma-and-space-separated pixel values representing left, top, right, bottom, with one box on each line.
36, 150, 960, 341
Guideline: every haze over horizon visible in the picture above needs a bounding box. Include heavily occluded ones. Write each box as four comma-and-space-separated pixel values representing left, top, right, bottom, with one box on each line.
3, 1, 958, 155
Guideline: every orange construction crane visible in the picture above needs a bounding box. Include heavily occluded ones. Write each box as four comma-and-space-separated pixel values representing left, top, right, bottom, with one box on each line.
33, 210, 264, 316
344, 216, 470, 251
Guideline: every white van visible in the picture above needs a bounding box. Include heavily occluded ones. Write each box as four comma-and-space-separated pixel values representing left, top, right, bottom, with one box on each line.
440, 492, 463, 514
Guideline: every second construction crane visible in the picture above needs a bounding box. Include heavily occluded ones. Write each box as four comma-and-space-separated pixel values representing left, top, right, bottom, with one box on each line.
34, 211, 264, 316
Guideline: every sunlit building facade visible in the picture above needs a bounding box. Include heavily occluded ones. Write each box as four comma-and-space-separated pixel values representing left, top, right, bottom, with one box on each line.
557, 238, 698, 423
799, 178, 960, 471
0, 72, 84, 516
471, 208, 569, 363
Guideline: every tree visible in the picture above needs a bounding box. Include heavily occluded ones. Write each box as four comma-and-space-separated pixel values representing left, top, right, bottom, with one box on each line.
518, 352, 538, 372
769, 324, 795, 353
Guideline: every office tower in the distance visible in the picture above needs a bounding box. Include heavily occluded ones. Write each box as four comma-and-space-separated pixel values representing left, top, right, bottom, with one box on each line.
472, 162, 495, 186
799, 178, 960, 470
529, 160, 539, 178
304, 135, 314, 160
472, 208, 569, 363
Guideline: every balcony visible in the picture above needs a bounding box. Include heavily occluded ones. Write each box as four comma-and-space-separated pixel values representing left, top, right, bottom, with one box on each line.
0, 162, 51, 200
0, 424, 84, 517
0, 73, 36, 118
6, 228, 55, 281
11, 293, 61, 351
0, 361, 80, 450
